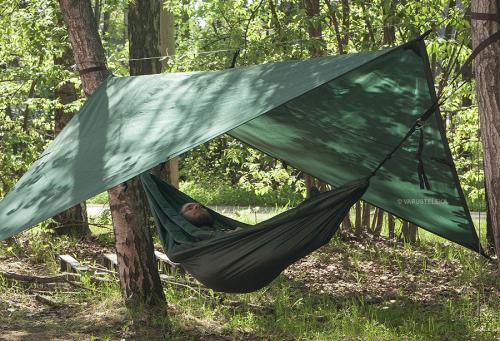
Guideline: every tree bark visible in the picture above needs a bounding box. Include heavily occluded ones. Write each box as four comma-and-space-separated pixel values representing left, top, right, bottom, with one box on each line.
382, 1, 396, 46
340, 0, 350, 48
370, 208, 378, 231
401, 222, 418, 243
101, 0, 110, 39
374, 208, 384, 236
304, 0, 328, 196
471, 0, 500, 268
361, 202, 371, 229
128, 1, 162, 75
359, 2, 375, 45
401, 221, 409, 242
93, 0, 101, 27
156, 0, 179, 187
268, 0, 282, 37
485, 181, 496, 252
342, 210, 352, 230
51, 16, 90, 238
59, 0, 166, 308
127, 0, 161, 232
408, 223, 418, 243
324, 0, 345, 54
355, 201, 362, 234
305, 0, 324, 58
388, 214, 395, 239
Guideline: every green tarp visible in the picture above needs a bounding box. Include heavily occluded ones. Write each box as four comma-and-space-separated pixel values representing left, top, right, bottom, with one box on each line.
0, 35, 481, 253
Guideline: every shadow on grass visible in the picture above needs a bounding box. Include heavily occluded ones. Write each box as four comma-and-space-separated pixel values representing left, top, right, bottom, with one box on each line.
207, 274, 497, 341
0, 272, 497, 341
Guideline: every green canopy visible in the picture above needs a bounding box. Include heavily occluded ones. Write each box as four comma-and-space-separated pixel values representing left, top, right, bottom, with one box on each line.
0, 34, 481, 253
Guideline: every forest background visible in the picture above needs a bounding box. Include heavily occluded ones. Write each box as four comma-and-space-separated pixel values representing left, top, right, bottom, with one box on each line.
0, 0, 486, 210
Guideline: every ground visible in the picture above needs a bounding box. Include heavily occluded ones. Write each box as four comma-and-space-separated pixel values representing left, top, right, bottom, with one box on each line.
0, 227, 498, 340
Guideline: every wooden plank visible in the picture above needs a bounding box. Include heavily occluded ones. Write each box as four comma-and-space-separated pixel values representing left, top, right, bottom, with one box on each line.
58, 254, 88, 273
101, 253, 118, 271
0, 271, 80, 283
98, 251, 183, 275
154, 250, 184, 275
154, 250, 179, 266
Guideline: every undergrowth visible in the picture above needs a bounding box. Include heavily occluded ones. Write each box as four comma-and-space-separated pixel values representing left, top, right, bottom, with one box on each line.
87, 181, 304, 207
0, 210, 498, 340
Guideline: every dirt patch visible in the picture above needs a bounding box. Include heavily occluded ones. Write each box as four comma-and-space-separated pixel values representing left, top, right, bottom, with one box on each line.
0, 233, 498, 340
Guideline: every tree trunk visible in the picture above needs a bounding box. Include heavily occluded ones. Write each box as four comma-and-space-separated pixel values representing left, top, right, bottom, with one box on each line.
374, 208, 384, 236
304, 0, 328, 197
93, 0, 101, 27
156, 0, 179, 187
128, 1, 162, 75
361, 202, 371, 229
128, 0, 162, 232
123, 6, 128, 45
342, 210, 352, 230
485, 181, 496, 252
340, 0, 350, 48
401, 222, 418, 243
382, 1, 396, 46
388, 214, 395, 239
359, 1, 375, 46
355, 201, 362, 234
409, 223, 418, 243
324, 0, 345, 54
472, 0, 500, 268
400, 221, 409, 242
101, 0, 110, 39
370, 208, 378, 231
59, 0, 166, 309
160, 2, 176, 68
51, 17, 90, 238
305, 0, 324, 58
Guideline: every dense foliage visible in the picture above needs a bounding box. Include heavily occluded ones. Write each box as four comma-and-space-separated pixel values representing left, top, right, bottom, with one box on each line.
0, 1, 497, 339
0, 0, 485, 209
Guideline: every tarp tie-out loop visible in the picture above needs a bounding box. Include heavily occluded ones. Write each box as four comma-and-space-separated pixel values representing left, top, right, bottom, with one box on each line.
78, 65, 108, 76
414, 118, 424, 130
413, 117, 431, 189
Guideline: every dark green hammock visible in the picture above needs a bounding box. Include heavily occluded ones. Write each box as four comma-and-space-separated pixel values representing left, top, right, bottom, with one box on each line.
140, 173, 368, 293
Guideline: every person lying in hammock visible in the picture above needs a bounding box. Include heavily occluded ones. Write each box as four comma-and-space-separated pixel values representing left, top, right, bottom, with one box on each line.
180, 202, 242, 239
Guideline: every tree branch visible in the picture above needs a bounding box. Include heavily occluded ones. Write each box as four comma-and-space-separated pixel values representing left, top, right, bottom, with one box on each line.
324, 0, 344, 54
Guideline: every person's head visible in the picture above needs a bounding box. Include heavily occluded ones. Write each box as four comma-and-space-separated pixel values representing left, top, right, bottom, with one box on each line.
180, 202, 214, 227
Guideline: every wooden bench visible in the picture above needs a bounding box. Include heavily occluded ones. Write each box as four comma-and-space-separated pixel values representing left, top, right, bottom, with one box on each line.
58, 254, 88, 273
101, 253, 118, 271
154, 250, 183, 275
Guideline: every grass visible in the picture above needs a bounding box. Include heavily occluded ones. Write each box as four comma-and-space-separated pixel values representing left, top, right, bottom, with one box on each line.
0, 208, 498, 340
160, 234, 498, 341
87, 181, 305, 207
